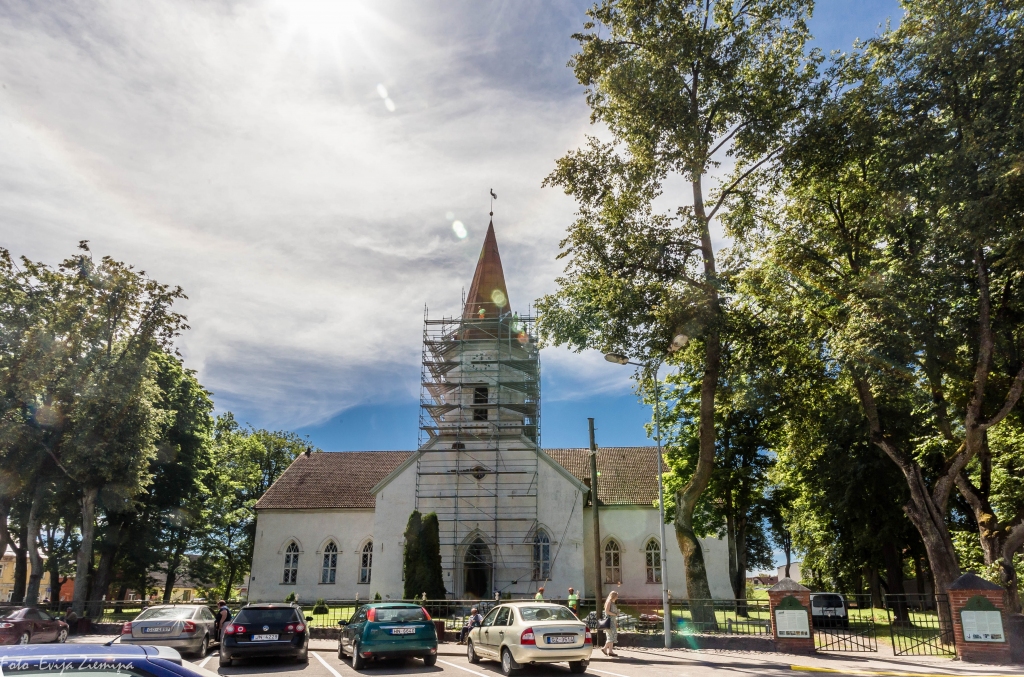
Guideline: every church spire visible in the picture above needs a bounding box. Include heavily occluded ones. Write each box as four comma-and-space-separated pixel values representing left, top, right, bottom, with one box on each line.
463, 221, 510, 320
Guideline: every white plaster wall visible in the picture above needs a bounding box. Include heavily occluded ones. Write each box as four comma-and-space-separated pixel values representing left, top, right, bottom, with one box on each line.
371, 460, 419, 598
249, 509, 375, 602
514, 456, 586, 599
581, 507, 733, 601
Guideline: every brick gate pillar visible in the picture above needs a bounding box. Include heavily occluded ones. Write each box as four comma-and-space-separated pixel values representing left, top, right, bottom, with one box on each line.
948, 572, 1012, 664
768, 578, 815, 654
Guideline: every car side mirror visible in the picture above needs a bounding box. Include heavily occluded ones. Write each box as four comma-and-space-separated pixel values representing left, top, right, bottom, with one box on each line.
337, 620, 348, 626
305, 616, 313, 622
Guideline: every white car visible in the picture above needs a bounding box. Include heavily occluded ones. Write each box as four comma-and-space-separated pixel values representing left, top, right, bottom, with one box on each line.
466, 602, 592, 675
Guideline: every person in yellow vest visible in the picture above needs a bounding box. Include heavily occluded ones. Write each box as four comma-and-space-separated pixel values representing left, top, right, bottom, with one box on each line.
534, 586, 545, 601
567, 587, 579, 616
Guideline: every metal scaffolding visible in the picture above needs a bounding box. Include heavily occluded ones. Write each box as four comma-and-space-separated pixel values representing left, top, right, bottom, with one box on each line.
416, 298, 541, 598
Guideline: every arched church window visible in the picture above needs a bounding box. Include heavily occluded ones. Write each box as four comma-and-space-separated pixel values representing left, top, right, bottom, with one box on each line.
359, 541, 373, 584
645, 538, 662, 584
321, 542, 338, 584
603, 540, 621, 584
532, 530, 551, 580
283, 542, 299, 584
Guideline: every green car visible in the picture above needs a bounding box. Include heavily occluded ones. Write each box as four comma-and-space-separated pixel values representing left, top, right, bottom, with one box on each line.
337, 603, 438, 669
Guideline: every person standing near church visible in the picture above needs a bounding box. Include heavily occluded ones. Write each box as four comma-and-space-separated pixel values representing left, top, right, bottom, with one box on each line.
567, 587, 579, 616
601, 591, 619, 657
534, 586, 545, 601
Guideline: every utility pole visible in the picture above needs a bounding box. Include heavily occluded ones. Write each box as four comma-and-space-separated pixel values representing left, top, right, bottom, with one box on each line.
588, 418, 602, 613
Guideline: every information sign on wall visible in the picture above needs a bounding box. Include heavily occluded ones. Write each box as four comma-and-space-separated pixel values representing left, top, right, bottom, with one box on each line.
961, 595, 1005, 643
774, 595, 810, 638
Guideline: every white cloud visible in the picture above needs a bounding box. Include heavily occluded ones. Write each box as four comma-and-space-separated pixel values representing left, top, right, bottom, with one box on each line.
0, 0, 601, 427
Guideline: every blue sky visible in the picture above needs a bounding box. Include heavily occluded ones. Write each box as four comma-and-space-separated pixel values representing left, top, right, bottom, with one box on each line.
1, 0, 900, 464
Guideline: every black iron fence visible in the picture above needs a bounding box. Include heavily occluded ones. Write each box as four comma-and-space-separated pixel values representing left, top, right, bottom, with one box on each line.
884, 594, 955, 657
811, 593, 877, 652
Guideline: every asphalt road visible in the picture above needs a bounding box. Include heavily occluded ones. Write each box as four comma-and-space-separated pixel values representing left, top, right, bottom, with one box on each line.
180, 645, 1024, 677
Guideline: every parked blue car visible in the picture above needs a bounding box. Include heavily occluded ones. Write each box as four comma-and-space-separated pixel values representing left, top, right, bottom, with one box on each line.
0, 644, 216, 677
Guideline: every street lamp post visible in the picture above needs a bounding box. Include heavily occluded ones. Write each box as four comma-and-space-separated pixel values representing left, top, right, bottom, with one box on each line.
605, 352, 672, 649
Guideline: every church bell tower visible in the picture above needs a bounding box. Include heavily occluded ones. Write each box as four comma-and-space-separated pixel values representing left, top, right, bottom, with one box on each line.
416, 220, 541, 598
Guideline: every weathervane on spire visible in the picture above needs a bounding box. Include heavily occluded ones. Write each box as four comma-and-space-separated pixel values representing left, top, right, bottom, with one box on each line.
490, 188, 497, 217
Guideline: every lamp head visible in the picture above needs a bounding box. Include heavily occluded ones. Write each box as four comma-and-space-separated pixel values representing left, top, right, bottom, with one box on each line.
604, 353, 630, 365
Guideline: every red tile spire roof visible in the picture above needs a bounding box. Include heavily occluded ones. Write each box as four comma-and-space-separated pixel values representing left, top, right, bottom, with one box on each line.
463, 221, 511, 320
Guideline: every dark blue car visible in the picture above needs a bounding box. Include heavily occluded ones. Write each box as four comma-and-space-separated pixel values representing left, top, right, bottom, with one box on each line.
0, 644, 215, 677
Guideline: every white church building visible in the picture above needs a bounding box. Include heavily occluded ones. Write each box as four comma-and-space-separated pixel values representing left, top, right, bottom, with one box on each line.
247, 223, 732, 602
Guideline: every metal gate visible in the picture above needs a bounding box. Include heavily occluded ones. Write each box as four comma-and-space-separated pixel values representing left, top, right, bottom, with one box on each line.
885, 594, 956, 656
812, 594, 877, 652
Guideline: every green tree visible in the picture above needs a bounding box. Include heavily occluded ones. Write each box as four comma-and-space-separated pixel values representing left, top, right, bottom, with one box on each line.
197, 414, 311, 599
537, 0, 818, 606
403, 511, 445, 601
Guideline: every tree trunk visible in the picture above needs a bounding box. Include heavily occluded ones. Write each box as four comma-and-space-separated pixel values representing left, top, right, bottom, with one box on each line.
163, 542, 185, 603
90, 545, 117, 609
882, 541, 910, 625
999, 523, 1024, 613
868, 566, 883, 608
735, 516, 749, 616
72, 487, 99, 616
12, 521, 28, 605
24, 484, 46, 606
671, 175, 720, 627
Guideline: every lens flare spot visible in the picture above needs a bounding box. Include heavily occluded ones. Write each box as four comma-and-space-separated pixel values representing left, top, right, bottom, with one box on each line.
491, 289, 507, 308
452, 220, 467, 238
376, 83, 388, 99
384, 98, 395, 112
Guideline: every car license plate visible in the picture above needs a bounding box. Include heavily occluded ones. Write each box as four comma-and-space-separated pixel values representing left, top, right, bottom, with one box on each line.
251, 634, 279, 641
143, 627, 171, 633
390, 628, 415, 635
824, 610, 835, 616
546, 636, 575, 644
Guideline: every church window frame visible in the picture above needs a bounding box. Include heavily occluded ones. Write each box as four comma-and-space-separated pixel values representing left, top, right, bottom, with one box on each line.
645, 538, 662, 584
532, 529, 551, 581
603, 539, 621, 584
473, 387, 489, 421
321, 541, 338, 584
282, 542, 299, 584
358, 540, 373, 584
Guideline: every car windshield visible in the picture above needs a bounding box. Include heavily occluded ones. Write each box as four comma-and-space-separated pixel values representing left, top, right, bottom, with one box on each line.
235, 608, 296, 624
517, 606, 578, 622
374, 607, 428, 622
812, 595, 844, 608
136, 607, 195, 620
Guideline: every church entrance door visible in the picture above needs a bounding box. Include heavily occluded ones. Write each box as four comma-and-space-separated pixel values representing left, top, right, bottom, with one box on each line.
463, 538, 492, 599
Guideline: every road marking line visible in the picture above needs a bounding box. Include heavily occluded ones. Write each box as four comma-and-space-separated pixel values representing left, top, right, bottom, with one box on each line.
197, 656, 213, 668
791, 667, 1016, 677
437, 658, 492, 677
589, 668, 639, 677
314, 650, 344, 677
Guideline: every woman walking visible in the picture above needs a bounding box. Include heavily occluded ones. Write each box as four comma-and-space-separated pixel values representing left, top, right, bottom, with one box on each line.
601, 591, 619, 656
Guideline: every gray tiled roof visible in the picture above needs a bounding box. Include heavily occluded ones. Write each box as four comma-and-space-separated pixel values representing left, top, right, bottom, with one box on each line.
254, 447, 663, 510
254, 451, 414, 510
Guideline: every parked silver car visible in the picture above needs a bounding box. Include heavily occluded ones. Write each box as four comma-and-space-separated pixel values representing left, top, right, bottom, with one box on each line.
119, 605, 217, 656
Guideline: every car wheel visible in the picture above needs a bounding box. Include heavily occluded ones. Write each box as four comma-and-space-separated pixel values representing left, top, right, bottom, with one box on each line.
569, 660, 588, 674
423, 654, 437, 667
197, 634, 209, 657
297, 642, 309, 664
18, 632, 30, 645
501, 648, 520, 675
56, 629, 68, 644
219, 652, 232, 668
338, 639, 346, 659
351, 641, 366, 670
467, 640, 480, 664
